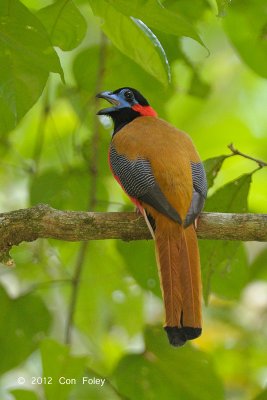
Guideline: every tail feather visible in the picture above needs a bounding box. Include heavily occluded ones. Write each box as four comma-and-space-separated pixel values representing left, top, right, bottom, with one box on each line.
155, 218, 202, 347
181, 225, 202, 328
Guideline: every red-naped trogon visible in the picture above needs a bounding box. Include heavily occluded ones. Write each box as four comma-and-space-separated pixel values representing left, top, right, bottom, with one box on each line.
97, 87, 207, 347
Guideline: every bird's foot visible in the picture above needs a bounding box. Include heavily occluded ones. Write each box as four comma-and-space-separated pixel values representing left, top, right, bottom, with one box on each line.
194, 216, 200, 230
135, 206, 142, 215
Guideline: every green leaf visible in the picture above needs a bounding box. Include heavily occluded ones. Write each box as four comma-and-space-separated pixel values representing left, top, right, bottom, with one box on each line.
30, 169, 66, 208
89, 0, 170, 86
112, 326, 224, 400
41, 339, 87, 400
75, 240, 144, 341
204, 173, 252, 213
73, 46, 100, 91
188, 71, 210, 98
254, 389, 267, 400
249, 247, 267, 282
203, 155, 229, 189
106, 0, 204, 46
37, 0, 87, 51
201, 173, 252, 302
0, 285, 51, 374
117, 240, 161, 298
0, 0, 63, 135
9, 389, 39, 400
215, 0, 231, 17
201, 241, 249, 301
29, 169, 98, 210
164, 0, 210, 23
223, 0, 267, 78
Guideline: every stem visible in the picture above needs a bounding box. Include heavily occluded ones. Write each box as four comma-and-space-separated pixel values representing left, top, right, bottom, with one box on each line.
65, 241, 88, 344
32, 88, 50, 171
64, 32, 107, 345
228, 143, 267, 168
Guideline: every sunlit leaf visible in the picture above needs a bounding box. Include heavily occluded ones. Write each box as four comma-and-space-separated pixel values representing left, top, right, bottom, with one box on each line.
106, 0, 204, 46
0, 0, 63, 135
37, 0, 87, 51
0, 285, 51, 374
112, 326, 224, 400
165, 0, 210, 22
89, 0, 170, 86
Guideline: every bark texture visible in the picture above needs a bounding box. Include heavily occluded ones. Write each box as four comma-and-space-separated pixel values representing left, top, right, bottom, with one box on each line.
1, 204, 266, 261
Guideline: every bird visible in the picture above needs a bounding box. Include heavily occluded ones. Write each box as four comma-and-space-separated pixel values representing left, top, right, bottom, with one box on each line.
96, 87, 207, 347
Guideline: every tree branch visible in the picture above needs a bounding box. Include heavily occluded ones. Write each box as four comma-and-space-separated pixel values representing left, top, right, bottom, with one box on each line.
1, 204, 267, 262
228, 143, 267, 168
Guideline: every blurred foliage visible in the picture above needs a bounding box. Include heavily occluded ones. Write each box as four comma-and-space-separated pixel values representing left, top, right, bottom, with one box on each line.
0, 0, 267, 399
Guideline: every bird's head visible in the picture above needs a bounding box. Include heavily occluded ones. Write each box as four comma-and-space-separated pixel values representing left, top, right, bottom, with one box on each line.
96, 87, 157, 134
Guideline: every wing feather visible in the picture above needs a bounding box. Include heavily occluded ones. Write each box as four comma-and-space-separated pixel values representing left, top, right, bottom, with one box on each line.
110, 145, 182, 223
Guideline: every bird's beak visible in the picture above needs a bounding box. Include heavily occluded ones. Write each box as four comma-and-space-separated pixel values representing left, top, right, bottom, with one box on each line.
96, 91, 120, 115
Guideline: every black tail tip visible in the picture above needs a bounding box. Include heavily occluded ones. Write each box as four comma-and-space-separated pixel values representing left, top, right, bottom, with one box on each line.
164, 327, 187, 347
183, 327, 202, 340
165, 326, 202, 347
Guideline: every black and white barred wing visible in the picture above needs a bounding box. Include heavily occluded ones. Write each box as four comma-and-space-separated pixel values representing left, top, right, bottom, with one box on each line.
184, 162, 207, 227
109, 145, 181, 223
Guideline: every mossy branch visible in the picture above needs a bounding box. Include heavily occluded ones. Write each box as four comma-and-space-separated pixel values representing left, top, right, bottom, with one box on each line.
1, 204, 267, 262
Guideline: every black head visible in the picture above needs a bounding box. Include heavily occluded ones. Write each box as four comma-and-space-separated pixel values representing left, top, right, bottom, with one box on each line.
96, 87, 156, 134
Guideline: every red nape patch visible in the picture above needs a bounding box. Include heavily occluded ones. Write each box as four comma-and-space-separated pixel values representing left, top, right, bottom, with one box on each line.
132, 104, 157, 117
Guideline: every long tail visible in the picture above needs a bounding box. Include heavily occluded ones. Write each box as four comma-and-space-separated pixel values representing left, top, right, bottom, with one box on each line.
154, 217, 202, 347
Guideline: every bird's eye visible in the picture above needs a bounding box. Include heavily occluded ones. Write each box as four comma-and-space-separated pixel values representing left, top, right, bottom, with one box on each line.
124, 90, 134, 101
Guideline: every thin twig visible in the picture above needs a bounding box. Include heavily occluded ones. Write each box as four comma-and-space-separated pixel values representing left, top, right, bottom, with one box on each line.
228, 143, 267, 168
32, 86, 50, 171
65, 32, 107, 345
65, 241, 88, 344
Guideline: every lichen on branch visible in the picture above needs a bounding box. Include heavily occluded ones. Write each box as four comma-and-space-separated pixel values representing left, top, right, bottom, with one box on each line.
1, 204, 267, 263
